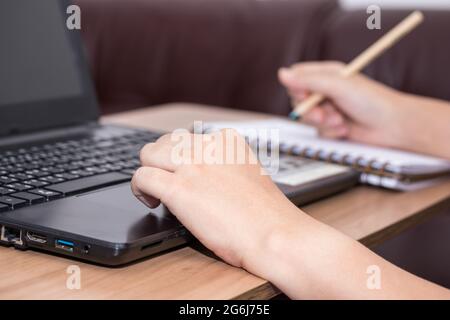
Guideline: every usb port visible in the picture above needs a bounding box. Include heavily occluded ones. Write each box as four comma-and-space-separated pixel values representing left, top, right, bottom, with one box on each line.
55, 239, 74, 253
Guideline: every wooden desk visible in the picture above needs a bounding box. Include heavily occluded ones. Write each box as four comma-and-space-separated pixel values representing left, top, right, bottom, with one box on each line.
1, 103, 450, 300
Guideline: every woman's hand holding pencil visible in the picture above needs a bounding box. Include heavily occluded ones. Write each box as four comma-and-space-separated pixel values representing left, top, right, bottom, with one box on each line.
278, 62, 450, 159
285, 11, 424, 121
278, 62, 407, 147
277, 10, 450, 158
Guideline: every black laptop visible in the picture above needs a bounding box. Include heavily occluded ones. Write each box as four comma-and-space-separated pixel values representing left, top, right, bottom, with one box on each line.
0, 0, 358, 266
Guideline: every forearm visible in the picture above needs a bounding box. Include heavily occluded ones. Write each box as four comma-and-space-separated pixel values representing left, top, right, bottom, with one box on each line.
247, 210, 450, 299
396, 93, 450, 160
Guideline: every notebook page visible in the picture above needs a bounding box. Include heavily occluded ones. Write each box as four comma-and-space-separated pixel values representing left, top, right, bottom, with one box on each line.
202, 118, 450, 175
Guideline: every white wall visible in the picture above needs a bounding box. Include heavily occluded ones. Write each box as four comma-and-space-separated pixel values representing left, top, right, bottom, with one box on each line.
340, 0, 450, 10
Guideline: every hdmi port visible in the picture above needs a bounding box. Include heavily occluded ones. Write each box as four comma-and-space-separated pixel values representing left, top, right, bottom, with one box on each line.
26, 232, 47, 244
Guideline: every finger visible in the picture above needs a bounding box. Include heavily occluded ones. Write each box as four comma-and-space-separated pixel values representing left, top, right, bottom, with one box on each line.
279, 67, 343, 94
318, 124, 350, 140
302, 107, 327, 126
131, 167, 176, 208
140, 142, 179, 172
347, 125, 382, 146
280, 61, 345, 88
289, 89, 308, 107
140, 131, 194, 171
288, 88, 309, 101
134, 191, 161, 209
301, 101, 344, 126
289, 61, 345, 74
278, 63, 349, 103
322, 103, 346, 127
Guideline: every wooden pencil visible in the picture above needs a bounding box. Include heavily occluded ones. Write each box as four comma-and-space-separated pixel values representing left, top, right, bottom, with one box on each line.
289, 11, 424, 120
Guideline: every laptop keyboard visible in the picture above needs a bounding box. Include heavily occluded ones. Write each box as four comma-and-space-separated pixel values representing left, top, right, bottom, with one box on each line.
0, 129, 160, 212
0, 129, 330, 213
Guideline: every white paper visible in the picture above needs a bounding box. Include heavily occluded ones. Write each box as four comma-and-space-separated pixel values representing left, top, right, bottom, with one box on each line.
203, 118, 450, 176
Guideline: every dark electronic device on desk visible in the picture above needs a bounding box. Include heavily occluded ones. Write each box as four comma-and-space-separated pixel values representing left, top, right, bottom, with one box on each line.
0, 0, 358, 266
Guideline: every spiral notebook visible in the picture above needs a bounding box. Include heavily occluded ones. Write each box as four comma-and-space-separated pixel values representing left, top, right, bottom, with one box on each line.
201, 118, 450, 190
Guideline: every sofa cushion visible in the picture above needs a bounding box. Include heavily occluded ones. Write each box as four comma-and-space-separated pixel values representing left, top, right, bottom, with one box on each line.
321, 9, 450, 103
76, 0, 338, 115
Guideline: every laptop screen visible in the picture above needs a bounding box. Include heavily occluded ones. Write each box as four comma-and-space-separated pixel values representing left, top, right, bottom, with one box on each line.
0, 0, 98, 136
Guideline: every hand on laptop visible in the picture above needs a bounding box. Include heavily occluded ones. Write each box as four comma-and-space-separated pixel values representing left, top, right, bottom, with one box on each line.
278, 62, 450, 159
132, 129, 302, 269
132, 129, 450, 299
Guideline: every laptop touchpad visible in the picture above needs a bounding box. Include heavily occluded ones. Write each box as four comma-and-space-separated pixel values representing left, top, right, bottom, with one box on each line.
1, 183, 181, 244
78, 183, 174, 220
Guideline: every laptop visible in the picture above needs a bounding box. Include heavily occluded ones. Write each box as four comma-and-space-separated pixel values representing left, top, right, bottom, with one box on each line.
0, 0, 359, 266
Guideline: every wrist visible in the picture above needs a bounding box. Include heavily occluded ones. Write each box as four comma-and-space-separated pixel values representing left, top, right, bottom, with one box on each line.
379, 90, 415, 150
241, 207, 309, 287
391, 93, 450, 158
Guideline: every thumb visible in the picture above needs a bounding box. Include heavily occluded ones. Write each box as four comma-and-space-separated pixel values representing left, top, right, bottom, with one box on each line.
131, 167, 176, 208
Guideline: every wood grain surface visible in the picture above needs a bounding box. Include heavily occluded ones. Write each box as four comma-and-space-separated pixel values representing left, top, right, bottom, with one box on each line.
1, 103, 449, 299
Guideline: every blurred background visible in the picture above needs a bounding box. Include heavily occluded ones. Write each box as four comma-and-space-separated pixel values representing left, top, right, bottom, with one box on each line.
74, 0, 450, 289
75, 0, 450, 115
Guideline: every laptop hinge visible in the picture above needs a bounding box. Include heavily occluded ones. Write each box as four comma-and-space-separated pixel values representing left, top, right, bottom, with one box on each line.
0, 122, 100, 150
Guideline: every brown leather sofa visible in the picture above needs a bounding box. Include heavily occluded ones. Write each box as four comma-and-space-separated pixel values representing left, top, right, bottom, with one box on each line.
75, 0, 450, 115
